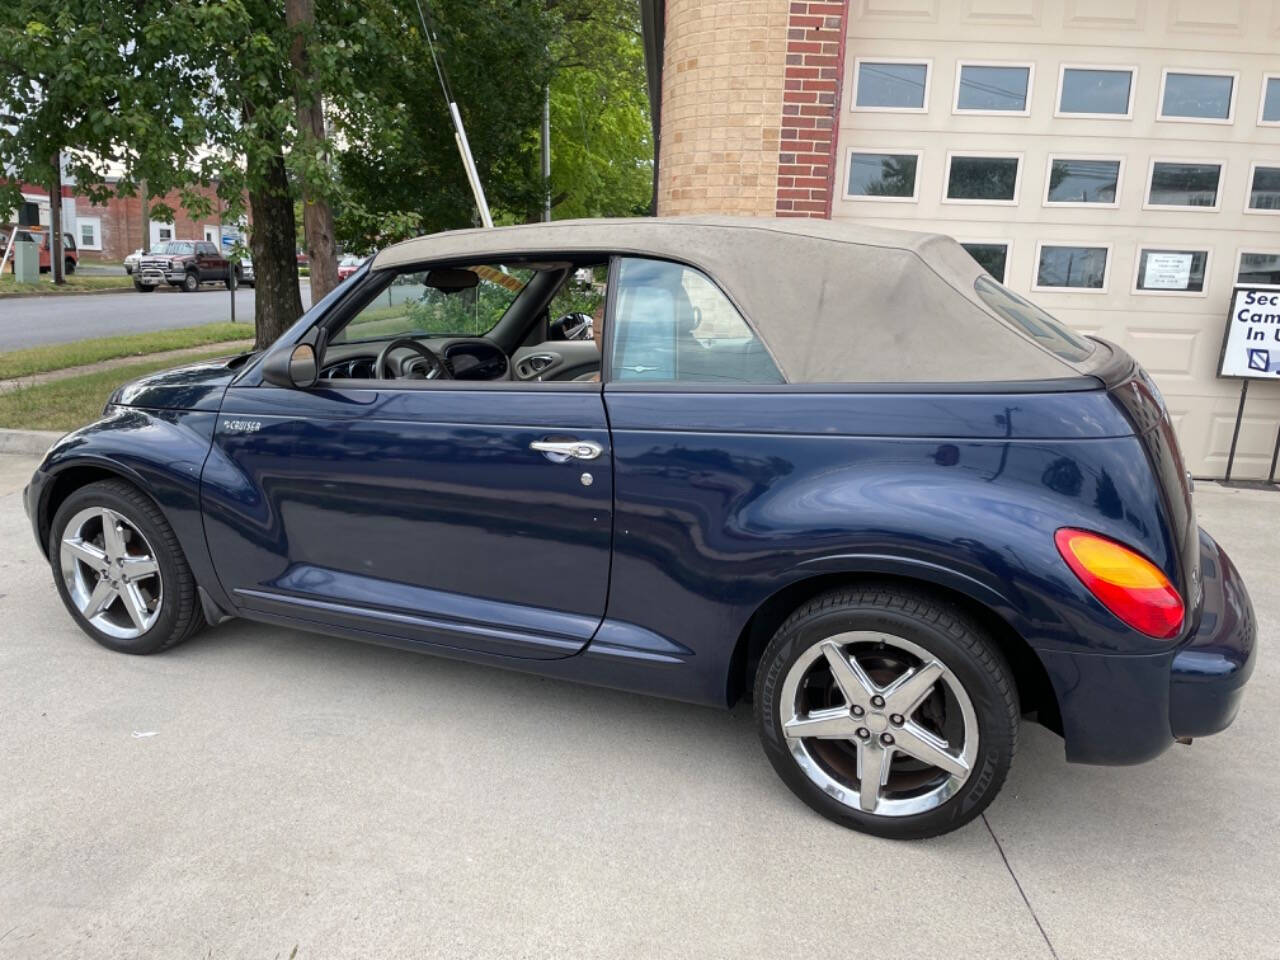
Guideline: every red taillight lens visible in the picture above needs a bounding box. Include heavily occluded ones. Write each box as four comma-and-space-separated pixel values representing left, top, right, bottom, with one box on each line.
1054, 528, 1184, 639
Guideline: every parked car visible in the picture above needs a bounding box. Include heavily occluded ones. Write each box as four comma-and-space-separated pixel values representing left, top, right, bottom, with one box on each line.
1, 228, 77, 275
124, 249, 142, 275
336, 254, 364, 281
23, 218, 1257, 839
134, 240, 237, 292
238, 257, 255, 288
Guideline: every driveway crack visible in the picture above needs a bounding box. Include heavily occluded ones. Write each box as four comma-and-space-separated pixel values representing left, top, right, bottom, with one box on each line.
983, 813, 1060, 960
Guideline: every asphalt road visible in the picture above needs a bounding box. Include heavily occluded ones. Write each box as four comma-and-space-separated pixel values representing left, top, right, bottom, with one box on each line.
0, 283, 312, 350
0, 453, 1275, 958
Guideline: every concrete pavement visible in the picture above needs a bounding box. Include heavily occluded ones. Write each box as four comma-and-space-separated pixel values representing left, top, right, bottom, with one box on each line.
0, 452, 1274, 958
0, 284, 311, 350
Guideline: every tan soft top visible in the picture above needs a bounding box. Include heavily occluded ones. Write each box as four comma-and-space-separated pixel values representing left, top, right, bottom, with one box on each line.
372, 216, 1088, 383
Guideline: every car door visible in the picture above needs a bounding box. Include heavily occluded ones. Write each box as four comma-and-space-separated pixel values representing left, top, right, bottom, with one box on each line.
196, 242, 219, 280
201, 276, 613, 662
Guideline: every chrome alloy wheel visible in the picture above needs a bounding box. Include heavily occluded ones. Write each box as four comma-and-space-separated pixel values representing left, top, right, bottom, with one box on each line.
779, 631, 979, 817
59, 506, 163, 640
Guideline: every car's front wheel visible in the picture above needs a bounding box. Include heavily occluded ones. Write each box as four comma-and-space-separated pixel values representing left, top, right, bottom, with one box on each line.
182, 270, 199, 292
50, 480, 204, 655
755, 584, 1018, 839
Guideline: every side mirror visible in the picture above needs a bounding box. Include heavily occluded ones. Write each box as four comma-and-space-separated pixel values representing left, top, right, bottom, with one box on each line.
263, 342, 320, 388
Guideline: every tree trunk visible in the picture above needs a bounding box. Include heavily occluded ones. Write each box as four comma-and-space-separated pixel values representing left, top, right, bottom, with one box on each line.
248, 153, 304, 349
140, 178, 150, 254
50, 152, 64, 285
286, 0, 339, 303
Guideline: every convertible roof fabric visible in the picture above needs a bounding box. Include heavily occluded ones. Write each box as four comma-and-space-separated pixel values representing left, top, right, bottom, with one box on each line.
371, 216, 1093, 384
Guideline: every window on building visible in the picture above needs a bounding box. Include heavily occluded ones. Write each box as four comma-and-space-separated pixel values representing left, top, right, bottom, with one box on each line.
845, 150, 920, 200
1261, 76, 1280, 125
1057, 67, 1134, 117
1134, 248, 1209, 294
1247, 163, 1280, 212
944, 154, 1021, 203
1146, 161, 1222, 209
1237, 251, 1280, 288
77, 217, 102, 250
853, 60, 929, 111
1034, 244, 1110, 291
610, 258, 782, 384
955, 63, 1032, 113
1045, 158, 1121, 205
960, 242, 1009, 283
1158, 70, 1235, 122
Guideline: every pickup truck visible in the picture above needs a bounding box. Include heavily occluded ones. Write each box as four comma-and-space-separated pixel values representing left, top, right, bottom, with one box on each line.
134, 240, 237, 293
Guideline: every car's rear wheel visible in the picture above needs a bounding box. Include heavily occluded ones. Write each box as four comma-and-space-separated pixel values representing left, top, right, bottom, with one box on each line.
182, 270, 199, 292
64, 257, 76, 275
225, 266, 239, 290
50, 480, 204, 654
755, 584, 1018, 839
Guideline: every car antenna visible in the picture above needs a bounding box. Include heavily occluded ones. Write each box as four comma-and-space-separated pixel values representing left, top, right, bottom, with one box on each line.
412, 0, 494, 229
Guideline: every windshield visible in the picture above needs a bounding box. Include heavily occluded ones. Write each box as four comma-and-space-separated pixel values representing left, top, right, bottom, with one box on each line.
333, 265, 534, 343
166, 242, 195, 256
973, 275, 1095, 363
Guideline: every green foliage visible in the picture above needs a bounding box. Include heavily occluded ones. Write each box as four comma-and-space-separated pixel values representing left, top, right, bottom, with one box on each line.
546, 0, 653, 219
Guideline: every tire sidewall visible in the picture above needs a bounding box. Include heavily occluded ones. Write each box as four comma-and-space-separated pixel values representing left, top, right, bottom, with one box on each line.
183, 271, 199, 292
49, 484, 186, 655
757, 597, 1015, 839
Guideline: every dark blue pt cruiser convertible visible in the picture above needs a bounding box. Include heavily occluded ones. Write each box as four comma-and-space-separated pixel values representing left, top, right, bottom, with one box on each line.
25, 217, 1257, 838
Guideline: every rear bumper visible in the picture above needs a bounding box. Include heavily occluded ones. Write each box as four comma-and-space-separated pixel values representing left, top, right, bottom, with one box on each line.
1040, 527, 1256, 765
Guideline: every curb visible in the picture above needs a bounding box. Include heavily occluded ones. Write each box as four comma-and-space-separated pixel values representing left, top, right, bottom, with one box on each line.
0, 429, 63, 456
0, 286, 136, 300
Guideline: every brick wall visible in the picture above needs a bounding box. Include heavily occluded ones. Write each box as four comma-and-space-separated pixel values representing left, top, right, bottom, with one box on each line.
75, 183, 244, 263
655, 0, 792, 216
775, 0, 849, 218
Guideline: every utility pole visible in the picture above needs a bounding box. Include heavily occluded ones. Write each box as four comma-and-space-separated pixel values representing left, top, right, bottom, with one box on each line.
541, 84, 551, 222
286, 0, 339, 302
50, 151, 64, 284
140, 179, 150, 254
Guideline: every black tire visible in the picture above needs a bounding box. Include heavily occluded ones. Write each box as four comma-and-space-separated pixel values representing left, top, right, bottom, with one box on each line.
133, 280, 154, 292
64, 257, 76, 275
182, 270, 199, 292
755, 583, 1018, 840
49, 480, 205, 655
225, 266, 240, 290
125, 264, 133, 275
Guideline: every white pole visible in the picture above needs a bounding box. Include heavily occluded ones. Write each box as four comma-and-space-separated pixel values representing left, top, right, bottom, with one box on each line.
0, 228, 15, 276
449, 102, 493, 229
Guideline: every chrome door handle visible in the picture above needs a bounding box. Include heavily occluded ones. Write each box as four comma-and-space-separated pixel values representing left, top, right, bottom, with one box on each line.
530, 439, 604, 462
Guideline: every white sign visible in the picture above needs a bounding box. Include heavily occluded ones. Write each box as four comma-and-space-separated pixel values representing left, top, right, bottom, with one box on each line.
1143, 252, 1193, 290
1219, 288, 1280, 379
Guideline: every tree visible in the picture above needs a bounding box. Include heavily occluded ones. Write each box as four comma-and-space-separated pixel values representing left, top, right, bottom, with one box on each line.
544, 0, 652, 220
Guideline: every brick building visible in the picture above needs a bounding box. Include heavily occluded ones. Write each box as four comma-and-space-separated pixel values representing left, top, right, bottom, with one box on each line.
74, 181, 247, 263
4, 178, 245, 264
643, 0, 1280, 479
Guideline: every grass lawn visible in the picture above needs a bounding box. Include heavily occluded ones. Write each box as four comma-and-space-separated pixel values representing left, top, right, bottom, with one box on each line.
0, 273, 134, 296
0, 357, 204, 431
0, 323, 253, 380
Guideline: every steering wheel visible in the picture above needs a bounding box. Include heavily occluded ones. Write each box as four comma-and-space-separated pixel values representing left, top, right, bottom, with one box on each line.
375, 338, 452, 380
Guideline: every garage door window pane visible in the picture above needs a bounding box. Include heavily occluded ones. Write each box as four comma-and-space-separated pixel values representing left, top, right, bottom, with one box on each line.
957, 65, 1030, 111
1148, 162, 1221, 207
856, 62, 928, 109
1161, 72, 1233, 120
1059, 68, 1132, 115
1036, 246, 1108, 290
1249, 165, 1280, 210
1238, 253, 1280, 287
1136, 249, 1207, 293
847, 152, 918, 198
946, 156, 1019, 201
1047, 159, 1120, 204
610, 258, 782, 384
961, 243, 1008, 282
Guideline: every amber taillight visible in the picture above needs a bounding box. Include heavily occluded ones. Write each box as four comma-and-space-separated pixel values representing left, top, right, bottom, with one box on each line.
1054, 528, 1184, 639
